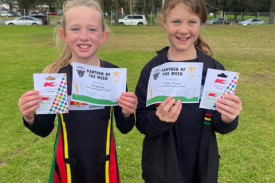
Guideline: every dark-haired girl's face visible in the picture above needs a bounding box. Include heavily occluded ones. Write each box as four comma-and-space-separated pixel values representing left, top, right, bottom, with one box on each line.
163, 3, 201, 59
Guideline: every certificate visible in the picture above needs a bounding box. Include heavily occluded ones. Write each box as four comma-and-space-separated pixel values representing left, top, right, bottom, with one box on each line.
200, 68, 239, 110
33, 73, 69, 114
72, 63, 127, 106
146, 62, 203, 106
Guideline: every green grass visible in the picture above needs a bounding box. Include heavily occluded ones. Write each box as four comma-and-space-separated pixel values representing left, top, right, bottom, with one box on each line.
0, 24, 275, 183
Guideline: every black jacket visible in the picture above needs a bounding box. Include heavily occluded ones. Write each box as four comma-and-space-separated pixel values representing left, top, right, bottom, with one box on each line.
135, 47, 238, 183
24, 61, 135, 183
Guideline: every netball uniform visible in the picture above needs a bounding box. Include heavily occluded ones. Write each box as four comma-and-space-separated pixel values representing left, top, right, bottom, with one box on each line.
24, 61, 135, 183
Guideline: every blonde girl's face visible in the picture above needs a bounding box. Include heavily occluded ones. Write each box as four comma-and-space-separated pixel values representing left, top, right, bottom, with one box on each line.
59, 6, 109, 65
163, 3, 201, 58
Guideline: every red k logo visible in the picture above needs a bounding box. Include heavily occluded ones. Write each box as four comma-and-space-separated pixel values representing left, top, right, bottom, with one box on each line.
214, 79, 226, 84
208, 93, 217, 97
42, 97, 50, 101
44, 82, 56, 87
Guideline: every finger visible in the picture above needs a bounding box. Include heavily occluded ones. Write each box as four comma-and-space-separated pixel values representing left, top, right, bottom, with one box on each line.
119, 94, 137, 105
162, 100, 181, 122
22, 103, 40, 117
168, 100, 182, 118
216, 98, 241, 123
224, 95, 241, 103
20, 94, 41, 106
217, 96, 242, 113
157, 97, 171, 113
216, 107, 236, 122
19, 91, 42, 113
119, 95, 137, 109
120, 92, 135, 98
215, 101, 235, 118
23, 98, 42, 110
19, 90, 40, 104
226, 95, 243, 112
174, 100, 182, 114
223, 95, 242, 107
158, 97, 172, 108
119, 103, 135, 114
22, 90, 40, 99
162, 97, 176, 113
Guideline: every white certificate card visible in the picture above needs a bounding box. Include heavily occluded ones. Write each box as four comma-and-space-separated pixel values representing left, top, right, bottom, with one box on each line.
72, 63, 127, 106
33, 73, 69, 114
146, 62, 203, 106
200, 68, 239, 110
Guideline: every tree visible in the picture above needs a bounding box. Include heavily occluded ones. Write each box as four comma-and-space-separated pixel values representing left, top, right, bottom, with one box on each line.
115, 0, 119, 23
205, 0, 271, 21
101, 0, 114, 14
1, 0, 15, 11
17, 0, 65, 15
134, 0, 162, 15
17, 0, 36, 15
270, 0, 275, 24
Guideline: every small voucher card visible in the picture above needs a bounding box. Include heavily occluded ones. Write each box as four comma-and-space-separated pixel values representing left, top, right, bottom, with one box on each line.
33, 73, 69, 114
72, 62, 127, 106
146, 62, 203, 106
200, 68, 239, 110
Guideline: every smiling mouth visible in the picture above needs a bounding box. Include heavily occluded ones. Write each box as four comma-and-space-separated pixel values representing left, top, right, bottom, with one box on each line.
177, 37, 189, 41
78, 44, 91, 49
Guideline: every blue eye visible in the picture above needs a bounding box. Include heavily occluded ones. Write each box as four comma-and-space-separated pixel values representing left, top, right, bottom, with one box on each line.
71, 28, 79, 32
89, 28, 97, 32
172, 20, 180, 25
189, 20, 199, 25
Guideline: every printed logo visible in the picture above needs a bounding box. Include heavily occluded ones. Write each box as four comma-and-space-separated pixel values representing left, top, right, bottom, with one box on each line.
44, 82, 56, 87
208, 93, 217, 97
42, 97, 50, 101
153, 69, 160, 80
214, 79, 226, 84
76, 66, 86, 77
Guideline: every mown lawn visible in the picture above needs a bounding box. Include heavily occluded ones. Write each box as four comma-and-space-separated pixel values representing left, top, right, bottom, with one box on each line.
0, 24, 274, 183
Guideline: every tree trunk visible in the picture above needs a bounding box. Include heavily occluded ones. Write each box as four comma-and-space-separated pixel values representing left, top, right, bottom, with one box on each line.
115, 0, 119, 24
269, 0, 275, 24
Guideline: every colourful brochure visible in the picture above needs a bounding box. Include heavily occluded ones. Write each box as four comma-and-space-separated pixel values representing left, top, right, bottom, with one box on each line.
33, 73, 69, 114
146, 62, 203, 106
200, 68, 239, 110
72, 63, 127, 106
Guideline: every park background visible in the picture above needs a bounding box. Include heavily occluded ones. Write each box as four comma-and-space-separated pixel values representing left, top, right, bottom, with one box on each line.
0, 22, 275, 183
0, 0, 275, 182
1, 0, 275, 25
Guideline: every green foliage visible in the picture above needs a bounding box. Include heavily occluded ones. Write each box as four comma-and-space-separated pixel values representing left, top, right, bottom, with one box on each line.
0, 25, 274, 183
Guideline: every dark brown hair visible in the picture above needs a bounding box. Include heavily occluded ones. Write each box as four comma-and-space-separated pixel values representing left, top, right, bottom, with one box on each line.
158, 0, 212, 55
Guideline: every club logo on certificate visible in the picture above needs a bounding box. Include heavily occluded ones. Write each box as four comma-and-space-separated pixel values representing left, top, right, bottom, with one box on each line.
72, 62, 127, 106
147, 62, 203, 106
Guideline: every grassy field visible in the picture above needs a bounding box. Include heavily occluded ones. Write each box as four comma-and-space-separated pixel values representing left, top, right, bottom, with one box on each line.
0, 24, 274, 183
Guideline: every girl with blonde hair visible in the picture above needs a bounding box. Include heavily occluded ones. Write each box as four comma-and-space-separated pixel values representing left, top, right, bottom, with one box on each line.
18, 0, 137, 182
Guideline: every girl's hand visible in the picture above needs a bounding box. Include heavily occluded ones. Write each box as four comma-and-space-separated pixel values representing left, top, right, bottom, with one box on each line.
18, 90, 42, 125
215, 95, 243, 123
156, 97, 182, 123
118, 92, 138, 118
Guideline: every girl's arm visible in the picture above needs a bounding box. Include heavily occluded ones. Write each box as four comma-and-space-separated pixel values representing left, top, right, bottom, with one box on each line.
212, 95, 242, 134
135, 71, 177, 138
114, 105, 135, 134
23, 114, 56, 137
19, 90, 56, 137
118, 92, 138, 118
114, 91, 137, 134
18, 90, 42, 125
